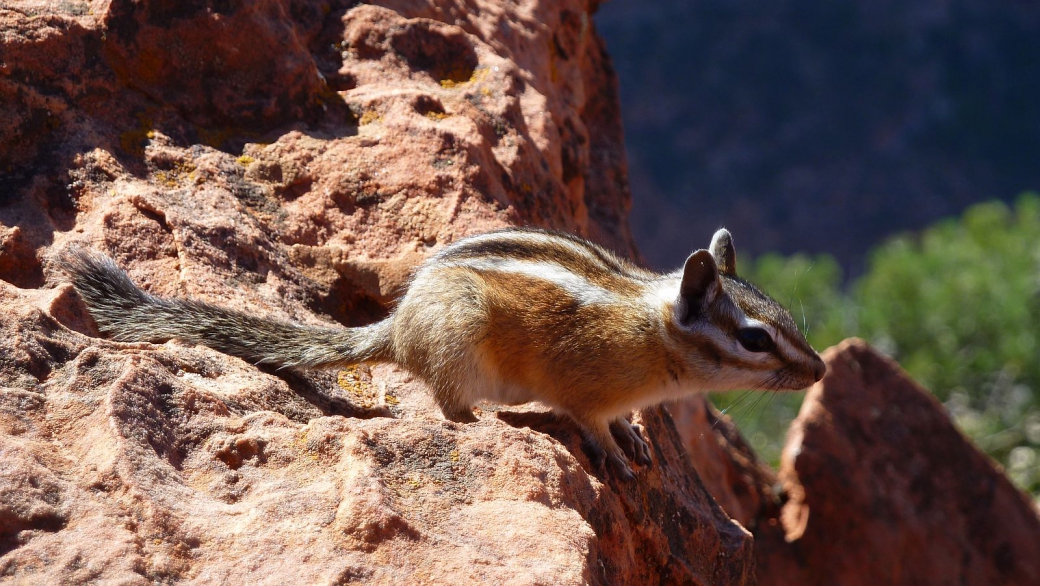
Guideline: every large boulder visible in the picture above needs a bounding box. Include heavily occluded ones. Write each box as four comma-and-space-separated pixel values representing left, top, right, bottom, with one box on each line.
0, 1, 752, 583
755, 340, 1040, 586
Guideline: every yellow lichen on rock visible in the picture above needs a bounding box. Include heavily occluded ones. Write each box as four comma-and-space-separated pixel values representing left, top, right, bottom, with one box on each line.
338, 365, 379, 408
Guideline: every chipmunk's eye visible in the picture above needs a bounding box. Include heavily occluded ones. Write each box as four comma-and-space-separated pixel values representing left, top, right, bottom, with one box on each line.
737, 327, 775, 353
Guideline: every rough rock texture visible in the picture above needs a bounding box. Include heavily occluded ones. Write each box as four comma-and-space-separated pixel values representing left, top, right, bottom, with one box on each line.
753, 340, 1040, 586
0, 1, 753, 584
7, 2, 1039, 585
0, 281, 754, 584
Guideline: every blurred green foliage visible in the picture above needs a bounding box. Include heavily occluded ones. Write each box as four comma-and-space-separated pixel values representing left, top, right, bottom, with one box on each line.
712, 194, 1040, 496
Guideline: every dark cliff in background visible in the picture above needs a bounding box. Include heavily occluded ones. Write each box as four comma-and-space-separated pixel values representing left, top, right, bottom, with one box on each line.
596, 0, 1040, 272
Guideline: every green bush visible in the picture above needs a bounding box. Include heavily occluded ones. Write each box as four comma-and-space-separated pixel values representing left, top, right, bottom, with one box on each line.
714, 194, 1040, 495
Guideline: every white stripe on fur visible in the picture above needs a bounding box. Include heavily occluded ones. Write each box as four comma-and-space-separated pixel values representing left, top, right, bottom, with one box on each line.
446, 257, 618, 305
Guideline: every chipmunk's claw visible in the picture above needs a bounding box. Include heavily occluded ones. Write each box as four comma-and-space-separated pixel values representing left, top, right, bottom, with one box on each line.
607, 453, 636, 481
611, 419, 652, 467
581, 432, 637, 480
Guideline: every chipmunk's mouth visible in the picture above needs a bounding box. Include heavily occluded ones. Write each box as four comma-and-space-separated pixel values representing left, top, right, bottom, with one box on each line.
766, 365, 823, 391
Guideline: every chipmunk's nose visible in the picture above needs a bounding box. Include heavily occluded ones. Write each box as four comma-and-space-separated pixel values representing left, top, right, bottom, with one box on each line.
812, 355, 827, 382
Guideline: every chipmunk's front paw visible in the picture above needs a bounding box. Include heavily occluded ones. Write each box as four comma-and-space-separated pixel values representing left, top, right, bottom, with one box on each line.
611, 419, 652, 467
581, 435, 636, 480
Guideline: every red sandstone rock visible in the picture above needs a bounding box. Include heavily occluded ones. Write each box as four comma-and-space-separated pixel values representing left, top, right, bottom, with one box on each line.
0, 282, 754, 584
0, 0, 750, 583
12, 2, 1035, 584
668, 397, 780, 531
755, 339, 1040, 586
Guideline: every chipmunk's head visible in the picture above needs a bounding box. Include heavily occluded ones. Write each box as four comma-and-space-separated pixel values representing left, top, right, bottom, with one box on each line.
668, 228, 825, 391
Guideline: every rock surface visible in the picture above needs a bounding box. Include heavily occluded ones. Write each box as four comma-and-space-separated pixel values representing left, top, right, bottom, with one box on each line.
0, 282, 755, 584
754, 340, 1040, 586
0, 0, 753, 584
5, 1, 1039, 585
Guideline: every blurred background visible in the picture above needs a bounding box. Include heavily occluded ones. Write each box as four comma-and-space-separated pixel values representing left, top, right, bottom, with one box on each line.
595, 0, 1040, 497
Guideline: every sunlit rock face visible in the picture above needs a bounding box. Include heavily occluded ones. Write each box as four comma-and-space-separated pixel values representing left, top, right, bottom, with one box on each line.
0, 1, 754, 583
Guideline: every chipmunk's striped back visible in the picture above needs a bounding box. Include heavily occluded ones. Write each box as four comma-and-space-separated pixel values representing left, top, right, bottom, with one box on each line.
61, 227, 824, 479
431, 228, 657, 300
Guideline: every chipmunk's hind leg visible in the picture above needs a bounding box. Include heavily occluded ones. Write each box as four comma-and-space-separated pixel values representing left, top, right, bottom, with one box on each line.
390, 267, 485, 424
427, 374, 479, 423
574, 416, 635, 480
437, 395, 478, 423
610, 418, 652, 467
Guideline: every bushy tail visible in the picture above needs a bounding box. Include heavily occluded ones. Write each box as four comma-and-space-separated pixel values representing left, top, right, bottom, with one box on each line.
58, 249, 392, 368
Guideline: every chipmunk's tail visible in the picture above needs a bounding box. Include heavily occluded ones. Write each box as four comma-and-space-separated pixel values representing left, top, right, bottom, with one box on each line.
58, 249, 393, 368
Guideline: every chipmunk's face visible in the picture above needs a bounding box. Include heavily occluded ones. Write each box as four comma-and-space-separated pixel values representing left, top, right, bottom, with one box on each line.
667, 229, 826, 392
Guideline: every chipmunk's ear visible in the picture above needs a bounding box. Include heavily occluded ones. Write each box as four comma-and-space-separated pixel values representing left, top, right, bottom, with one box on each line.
709, 228, 737, 277
678, 249, 721, 322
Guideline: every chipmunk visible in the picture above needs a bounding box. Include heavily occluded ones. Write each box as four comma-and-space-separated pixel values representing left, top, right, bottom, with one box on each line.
59, 228, 825, 479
